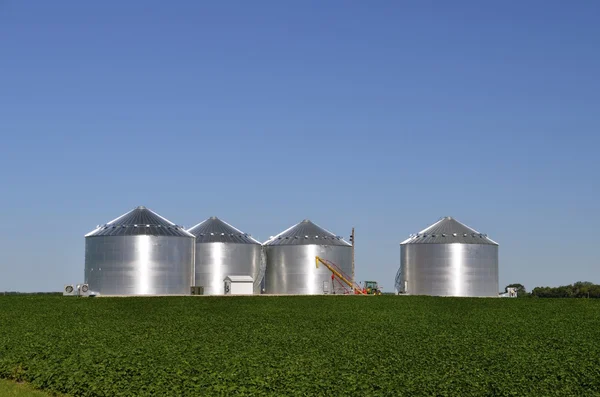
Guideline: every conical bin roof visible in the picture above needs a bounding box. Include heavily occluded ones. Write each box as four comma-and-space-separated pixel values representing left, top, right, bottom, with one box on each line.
85, 206, 193, 237
401, 217, 498, 245
264, 219, 351, 246
187, 217, 260, 244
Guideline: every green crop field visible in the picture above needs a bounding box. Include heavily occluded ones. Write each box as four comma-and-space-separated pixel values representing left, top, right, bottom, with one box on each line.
0, 378, 57, 397
1, 295, 599, 396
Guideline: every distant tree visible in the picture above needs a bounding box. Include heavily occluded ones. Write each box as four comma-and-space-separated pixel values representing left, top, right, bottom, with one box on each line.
589, 285, 600, 299
573, 281, 594, 298
558, 285, 575, 298
505, 283, 528, 297
530, 287, 546, 298
531, 282, 600, 298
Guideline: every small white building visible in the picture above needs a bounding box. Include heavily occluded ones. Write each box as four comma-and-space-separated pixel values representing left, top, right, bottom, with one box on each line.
499, 287, 518, 298
224, 275, 254, 295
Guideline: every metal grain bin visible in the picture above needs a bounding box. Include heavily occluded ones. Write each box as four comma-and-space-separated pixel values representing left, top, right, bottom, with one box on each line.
398, 217, 498, 297
187, 217, 263, 295
84, 206, 195, 295
264, 220, 352, 295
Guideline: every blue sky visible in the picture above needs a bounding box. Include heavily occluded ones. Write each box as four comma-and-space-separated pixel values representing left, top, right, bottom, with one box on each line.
1, 1, 598, 293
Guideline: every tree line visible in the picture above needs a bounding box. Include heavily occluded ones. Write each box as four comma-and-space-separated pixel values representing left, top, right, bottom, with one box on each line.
505, 282, 600, 298
1, 292, 62, 296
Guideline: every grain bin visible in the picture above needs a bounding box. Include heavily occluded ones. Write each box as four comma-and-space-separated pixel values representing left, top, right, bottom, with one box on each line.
84, 206, 195, 295
264, 220, 352, 295
398, 217, 498, 297
187, 217, 264, 295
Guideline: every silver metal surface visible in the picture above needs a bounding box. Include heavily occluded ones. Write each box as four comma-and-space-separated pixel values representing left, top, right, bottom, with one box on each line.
264, 220, 352, 295
187, 217, 261, 244
265, 244, 352, 295
193, 242, 262, 295
255, 249, 267, 293
400, 243, 498, 297
400, 217, 497, 245
85, 206, 195, 295
399, 217, 499, 297
85, 235, 195, 295
63, 285, 76, 296
394, 268, 402, 294
263, 219, 350, 246
187, 217, 263, 295
86, 206, 193, 237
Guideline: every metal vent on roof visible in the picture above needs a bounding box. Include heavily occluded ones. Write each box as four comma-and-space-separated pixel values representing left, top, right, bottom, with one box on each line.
85, 206, 194, 237
187, 217, 260, 244
401, 217, 498, 246
263, 219, 351, 247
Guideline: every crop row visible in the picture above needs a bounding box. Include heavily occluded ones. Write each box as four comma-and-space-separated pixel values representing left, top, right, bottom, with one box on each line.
1, 296, 600, 396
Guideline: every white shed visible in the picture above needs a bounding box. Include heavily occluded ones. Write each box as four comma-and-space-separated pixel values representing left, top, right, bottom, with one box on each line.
224, 275, 254, 295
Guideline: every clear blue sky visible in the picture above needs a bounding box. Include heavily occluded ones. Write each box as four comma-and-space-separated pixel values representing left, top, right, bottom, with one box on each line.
1, 1, 598, 293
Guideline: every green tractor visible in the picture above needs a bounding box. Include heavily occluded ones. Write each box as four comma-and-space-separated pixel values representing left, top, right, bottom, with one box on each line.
363, 281, 382, 295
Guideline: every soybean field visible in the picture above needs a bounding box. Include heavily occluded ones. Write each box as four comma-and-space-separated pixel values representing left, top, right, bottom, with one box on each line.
1, 295, 599, 396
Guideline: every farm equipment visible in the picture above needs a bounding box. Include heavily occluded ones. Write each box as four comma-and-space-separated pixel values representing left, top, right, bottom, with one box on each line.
315, 256, 363, 294
363, 281, 382, 295
315, 256, 380, 295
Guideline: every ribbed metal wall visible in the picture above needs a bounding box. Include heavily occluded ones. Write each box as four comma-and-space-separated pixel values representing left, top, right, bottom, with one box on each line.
194, 243, 262, 295
85, 235, 195, 295
187, 217, 264, 295
265, 245, 352, 295
264, 219, 352, 295
399, 217, 499, 297
84, 206, 195, 296
400, 243, 498, 297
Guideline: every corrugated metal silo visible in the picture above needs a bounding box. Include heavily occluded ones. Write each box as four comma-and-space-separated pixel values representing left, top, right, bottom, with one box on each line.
264, 220, 352, 295
398, 217, 499, 297
187, 217, 264, 295
84, 206, 195, 295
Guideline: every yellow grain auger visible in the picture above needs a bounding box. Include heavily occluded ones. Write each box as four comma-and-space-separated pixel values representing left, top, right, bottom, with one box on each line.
315, 256, 381, 295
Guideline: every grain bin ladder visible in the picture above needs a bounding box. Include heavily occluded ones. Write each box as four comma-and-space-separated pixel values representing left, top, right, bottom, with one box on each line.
315, 256, 366, 295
